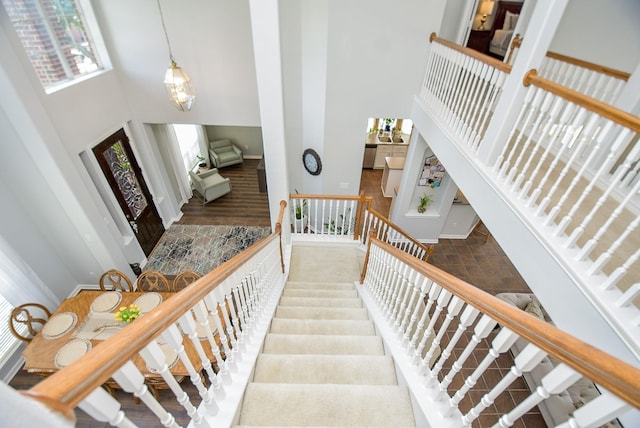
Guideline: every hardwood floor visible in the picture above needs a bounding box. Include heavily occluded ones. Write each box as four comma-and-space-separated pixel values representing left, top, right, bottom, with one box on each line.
177, 159, 271, 227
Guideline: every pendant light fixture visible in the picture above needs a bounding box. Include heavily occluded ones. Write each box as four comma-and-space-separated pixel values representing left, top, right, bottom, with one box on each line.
157, 0, 195, 111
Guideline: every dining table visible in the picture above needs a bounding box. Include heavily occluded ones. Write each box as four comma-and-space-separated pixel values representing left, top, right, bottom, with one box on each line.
21, 289, 218, 380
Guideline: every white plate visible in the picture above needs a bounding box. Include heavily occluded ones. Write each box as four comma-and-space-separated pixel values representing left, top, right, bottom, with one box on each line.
42, 312, 77, 339
55, 339, 91, 368
134, 292, 163, 313
90, 291, 122, 313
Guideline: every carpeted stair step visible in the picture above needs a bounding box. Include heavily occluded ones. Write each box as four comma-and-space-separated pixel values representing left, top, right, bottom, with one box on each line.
285, 281, 356, 291
253, 354, 397, 384
275, 306, 369, 320
262, 333, 384, 355
279, 296, 362, 308
238, 383, 416, 427
282, 288, 357, 298
269, 318, 375, 336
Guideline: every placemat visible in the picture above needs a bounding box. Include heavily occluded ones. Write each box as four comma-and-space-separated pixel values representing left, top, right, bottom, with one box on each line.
42, 312, 77, 339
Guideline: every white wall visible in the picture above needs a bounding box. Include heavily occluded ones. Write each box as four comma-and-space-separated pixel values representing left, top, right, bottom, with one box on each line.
551, 0, 640, 73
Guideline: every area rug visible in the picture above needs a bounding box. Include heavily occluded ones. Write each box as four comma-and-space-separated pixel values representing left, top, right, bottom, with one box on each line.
144, 225, 271, 275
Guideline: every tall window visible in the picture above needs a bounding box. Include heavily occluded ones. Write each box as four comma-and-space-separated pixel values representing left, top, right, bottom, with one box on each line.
1, 0, 103, 89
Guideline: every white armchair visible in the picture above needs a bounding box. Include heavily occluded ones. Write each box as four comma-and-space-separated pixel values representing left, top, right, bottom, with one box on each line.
189, 169, 231, 205
208, 139, 243, 168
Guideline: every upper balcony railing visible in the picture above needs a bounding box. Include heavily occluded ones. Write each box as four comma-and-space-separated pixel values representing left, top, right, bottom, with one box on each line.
420, 34, 640, 358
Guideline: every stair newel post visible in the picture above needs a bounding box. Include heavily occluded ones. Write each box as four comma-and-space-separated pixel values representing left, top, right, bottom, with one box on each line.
112, 361, 180, 428
420, 295, 464, 375
77, 387, 137, 428
428, 304, 480, 385
360, 230, 377, 284
413, 288, 451, 365
353, 191, 368, 242
139, 340, 210, 428
446, 327, 519, 417
178, 312, 224, 400
403, 276, 433, 348
463, 344, 548, 425
161, 325, 216, 411
435, 314, 496, 400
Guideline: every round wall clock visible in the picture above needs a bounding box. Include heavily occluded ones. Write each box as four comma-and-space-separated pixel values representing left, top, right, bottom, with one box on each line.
302, 148, 322, 176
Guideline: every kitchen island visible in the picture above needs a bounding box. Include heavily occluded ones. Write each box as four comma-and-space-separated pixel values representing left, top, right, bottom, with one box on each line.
381, 156, 405, 197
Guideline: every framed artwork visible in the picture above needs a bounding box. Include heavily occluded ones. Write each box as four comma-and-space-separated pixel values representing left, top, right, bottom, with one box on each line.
418, 150, 445, 187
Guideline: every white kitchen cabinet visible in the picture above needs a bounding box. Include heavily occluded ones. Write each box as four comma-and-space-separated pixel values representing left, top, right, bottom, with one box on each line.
374, 144, 408, 169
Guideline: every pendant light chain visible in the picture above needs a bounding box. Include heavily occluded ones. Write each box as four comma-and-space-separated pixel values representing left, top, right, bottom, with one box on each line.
156, 0, 175, 63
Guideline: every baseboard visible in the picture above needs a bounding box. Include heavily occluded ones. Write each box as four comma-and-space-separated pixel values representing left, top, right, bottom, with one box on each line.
0, 344, 26, 383
243, 155, 263, 160
439, 232, 472, 239
70, 284, 100, 296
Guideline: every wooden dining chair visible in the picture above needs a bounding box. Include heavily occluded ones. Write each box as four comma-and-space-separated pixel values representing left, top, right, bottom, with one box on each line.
9, 303, 52, 342
99, 269, 134, 292
137, 270, 171, 292
172, 270, 202, 292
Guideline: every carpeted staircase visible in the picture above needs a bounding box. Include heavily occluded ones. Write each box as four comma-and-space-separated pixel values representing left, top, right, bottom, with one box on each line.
236, 245, 417, 427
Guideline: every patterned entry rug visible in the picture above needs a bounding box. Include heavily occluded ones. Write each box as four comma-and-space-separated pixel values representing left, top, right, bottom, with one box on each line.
144, 224, 271, 275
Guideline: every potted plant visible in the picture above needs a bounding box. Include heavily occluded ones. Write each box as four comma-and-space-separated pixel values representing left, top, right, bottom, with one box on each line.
383, 118, 394, 132
192, 155, 208, 172
293, 190, 308, 231
417, 193, 433, 213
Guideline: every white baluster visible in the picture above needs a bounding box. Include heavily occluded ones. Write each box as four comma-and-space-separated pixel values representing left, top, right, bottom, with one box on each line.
565, 127, 632, 249
139, 341, 210, 428
556, 393, 630, 428
403, 277, 433, 348
112, 361, 180, 428
494, 364, 582, 428
414, 289, 451, 365
435, 315, 497, 400
178, 312, 222, 400
398, 270, 421, 341
602, 247, 640, 290
447, 327, 519, 417
161, 325, 216, 412
428, 304, 479, 383
408, 283, 441, 356
419, 296, 464, 374
192, 301, 229, 385
616, 283, 640, 307
462, 344, 547, 426
204, 291, 235, 369
78, 387, 137, 428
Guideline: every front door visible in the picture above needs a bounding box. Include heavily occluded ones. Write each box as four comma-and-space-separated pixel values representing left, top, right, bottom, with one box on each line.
93, 129, 165, 256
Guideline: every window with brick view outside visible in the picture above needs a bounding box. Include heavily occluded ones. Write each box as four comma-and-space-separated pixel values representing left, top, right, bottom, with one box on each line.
1, 0, 102, 89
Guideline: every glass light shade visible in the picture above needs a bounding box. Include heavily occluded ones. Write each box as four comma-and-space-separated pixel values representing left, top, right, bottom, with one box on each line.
479, 1, 495, 16
164, 61, 195, 112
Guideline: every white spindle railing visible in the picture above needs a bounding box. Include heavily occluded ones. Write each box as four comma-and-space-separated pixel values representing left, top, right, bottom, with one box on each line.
538, 52, 629, 104
290, 194, 434, 261
421, 35, 511, 153
25, 235, 285, 427
359, 239, 639, 428
420, 35, 640, 356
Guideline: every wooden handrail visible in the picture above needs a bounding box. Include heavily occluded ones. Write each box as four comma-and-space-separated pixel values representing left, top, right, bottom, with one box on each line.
429, 32, 512, 74
276, 200, 287, 273
524, 69, 640, 134
366, 207, 434, 261
25, 233, 280, 415
289, 193, 368, 202
370, 238, 640, 409
546, 51, 631, 81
